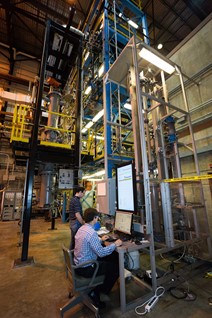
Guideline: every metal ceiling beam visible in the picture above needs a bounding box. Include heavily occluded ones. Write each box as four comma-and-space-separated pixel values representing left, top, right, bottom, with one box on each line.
1, 1, 46, 25
23, 0, 68, 23
158, 0, 193, 30
13, 11, 43, 45
181, 0, 208, 21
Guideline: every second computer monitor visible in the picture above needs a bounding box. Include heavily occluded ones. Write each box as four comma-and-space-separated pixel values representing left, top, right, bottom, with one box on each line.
114, 211, 133, 235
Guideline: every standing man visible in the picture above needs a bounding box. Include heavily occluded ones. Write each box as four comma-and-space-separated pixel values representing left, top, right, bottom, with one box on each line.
69, 186, 85, 250
74, 208, 122, 308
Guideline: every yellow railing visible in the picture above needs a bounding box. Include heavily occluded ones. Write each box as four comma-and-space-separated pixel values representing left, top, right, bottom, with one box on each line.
10, 104, 31, 143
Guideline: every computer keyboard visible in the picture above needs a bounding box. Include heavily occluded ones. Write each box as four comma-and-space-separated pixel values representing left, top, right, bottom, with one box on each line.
106, 232, 132, 242
105, 236, 117, 242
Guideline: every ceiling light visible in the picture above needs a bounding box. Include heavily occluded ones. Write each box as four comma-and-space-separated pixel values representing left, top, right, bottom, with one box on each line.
123, 102, 132, 110
128, 20, 139, 29
139, 47, 175, 74
98, 64, 104, 77
85, 52, 90, 61
82, 170, 105, 179
42, 111, 48, 118
84, 85, 91, 95
93, 109, 104, 122
85, 121, 94, 129
82, 109, 104, 133
157, 43, 163, 50
95, 135, 104, 140
82, 127, 87, 133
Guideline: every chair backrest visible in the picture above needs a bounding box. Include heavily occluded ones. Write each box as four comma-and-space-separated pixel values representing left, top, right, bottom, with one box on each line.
62, 245, 105, 293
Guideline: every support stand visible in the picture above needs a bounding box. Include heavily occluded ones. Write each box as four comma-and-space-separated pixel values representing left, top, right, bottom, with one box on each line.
13, 256, 34, 268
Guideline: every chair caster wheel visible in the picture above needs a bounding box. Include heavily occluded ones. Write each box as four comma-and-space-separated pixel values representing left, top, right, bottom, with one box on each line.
68, 292, 73, 298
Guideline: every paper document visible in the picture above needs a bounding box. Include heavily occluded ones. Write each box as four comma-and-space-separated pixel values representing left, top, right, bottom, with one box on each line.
96, 227, 110, 235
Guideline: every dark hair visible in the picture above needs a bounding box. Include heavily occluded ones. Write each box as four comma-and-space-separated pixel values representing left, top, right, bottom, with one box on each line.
84, 208, 99, 223
74, 186, 85, 194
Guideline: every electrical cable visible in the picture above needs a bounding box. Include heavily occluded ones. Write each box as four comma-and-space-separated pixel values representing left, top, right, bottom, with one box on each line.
159, 245, 186, 264
134, 286, 165, 315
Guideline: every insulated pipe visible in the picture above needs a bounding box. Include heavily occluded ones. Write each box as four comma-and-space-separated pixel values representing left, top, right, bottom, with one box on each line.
38, 164, 56, 207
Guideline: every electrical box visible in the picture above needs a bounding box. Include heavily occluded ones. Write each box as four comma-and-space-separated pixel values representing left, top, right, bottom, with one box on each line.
96, 178, 116, 215
1, 191, 23, 221
58, 169, 73, 189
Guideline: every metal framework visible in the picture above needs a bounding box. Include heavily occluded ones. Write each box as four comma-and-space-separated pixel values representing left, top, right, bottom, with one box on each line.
103, 35, 212, 288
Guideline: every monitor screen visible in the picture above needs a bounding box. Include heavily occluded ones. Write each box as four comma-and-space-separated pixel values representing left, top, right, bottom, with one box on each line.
114, 211, 133, 235
116, 161, 137, 212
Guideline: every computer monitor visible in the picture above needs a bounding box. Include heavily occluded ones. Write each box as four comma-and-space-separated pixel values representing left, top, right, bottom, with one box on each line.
114, 211, 133, 235
116, 161, 137, 212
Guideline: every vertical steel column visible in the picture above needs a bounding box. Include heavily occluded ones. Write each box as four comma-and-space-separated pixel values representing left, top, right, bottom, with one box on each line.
103, 0, 113, 178
74, 37, 83, 186
131, 36, 157, 290
20, 20, 51, 262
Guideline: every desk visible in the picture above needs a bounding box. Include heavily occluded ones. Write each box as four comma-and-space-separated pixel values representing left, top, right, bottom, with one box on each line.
116, 240, 156, 313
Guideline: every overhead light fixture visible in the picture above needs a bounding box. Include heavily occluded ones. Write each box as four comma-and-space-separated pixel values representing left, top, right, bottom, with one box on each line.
84, 85, 92, 95
82, 127, 87, 133
157, 43, 163, 50
42, 111, 48, 118
94, 135, 104, 140
82, 109, 104, 133
85, 52, 90, 61
85, 121, 93, 129
82, 170, 105, 179
128, 19, 139, 29
98, 64, 104, 77
139, 47, 175, 74
93, 109, 104, 122
123, 102, 132, 110
81, 121, 94, 133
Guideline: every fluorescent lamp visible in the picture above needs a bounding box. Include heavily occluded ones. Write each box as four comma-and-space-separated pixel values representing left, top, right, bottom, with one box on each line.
98, 64, 104, 77
123, 102, 132, 110
128, 19, 139, 29
82, 109, 104, 133
85, 121, 93, 129
84, 86, 91, 95
139, 48, 175, 74
82, 127, 87, 133
89, 134, 104, 140
94, 135, 104, 140
82, 170, 105, 179
42, 111, 48, 118
93, 109, 104, 122
85, 52, 90, 61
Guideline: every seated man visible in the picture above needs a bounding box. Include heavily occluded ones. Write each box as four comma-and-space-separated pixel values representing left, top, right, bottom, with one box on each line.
74, 207, 122, 308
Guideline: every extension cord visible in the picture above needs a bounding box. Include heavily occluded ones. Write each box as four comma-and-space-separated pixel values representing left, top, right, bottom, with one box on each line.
145, 296, 159, 312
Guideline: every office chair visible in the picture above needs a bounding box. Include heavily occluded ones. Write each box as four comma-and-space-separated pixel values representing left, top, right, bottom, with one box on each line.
60, 245, 105, 318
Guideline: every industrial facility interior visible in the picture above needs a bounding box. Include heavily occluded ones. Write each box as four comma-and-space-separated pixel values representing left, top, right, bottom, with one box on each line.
0, 1, 212, 318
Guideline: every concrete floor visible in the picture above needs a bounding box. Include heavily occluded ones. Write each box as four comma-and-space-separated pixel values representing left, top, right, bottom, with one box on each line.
0, 217, 212, 318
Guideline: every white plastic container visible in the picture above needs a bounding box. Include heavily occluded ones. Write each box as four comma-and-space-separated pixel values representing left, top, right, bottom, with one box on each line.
128, 251, 140, 270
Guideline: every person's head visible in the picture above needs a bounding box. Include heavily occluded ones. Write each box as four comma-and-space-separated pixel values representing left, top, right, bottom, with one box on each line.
84, 208, 99, 224
74, 186, 85, 198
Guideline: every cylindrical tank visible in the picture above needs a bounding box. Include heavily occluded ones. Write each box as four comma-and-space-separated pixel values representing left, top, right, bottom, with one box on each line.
38, 164, 56, 207
128, 251, 140, 270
